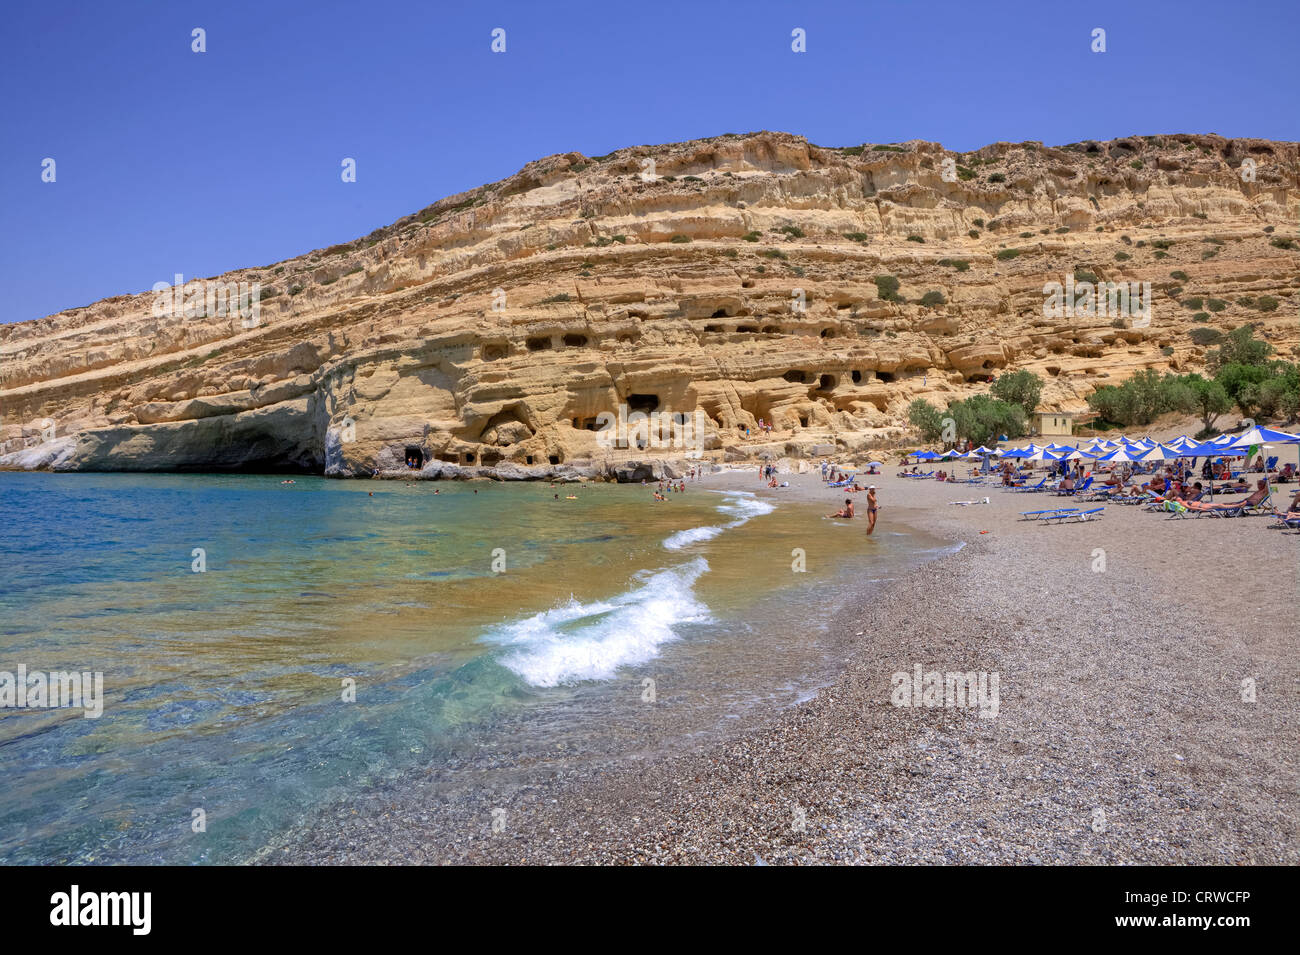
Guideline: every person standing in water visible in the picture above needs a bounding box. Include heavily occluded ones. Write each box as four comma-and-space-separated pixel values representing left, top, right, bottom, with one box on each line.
865, 486, 879, 535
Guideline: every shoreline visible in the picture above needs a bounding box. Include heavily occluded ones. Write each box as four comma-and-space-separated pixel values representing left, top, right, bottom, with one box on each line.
268, 468, 1298, 864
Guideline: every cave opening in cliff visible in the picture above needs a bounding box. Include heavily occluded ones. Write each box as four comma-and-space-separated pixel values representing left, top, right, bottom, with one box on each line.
820, 328, 836, 339
526, 336, 553, 352
851, 370, 863, 384
404, 446, 424, 469
463, 452, 476, 464
627, 394, 659, 414
783, 370, 807, 384
876, 371, 895, 383
563, 333, 588, 347
818, 374, 837, 390
548, 454, 561, 465
711, 308, 730, 318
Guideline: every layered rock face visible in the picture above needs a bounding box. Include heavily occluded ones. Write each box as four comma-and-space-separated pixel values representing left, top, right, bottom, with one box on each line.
2, 131, 1298, 477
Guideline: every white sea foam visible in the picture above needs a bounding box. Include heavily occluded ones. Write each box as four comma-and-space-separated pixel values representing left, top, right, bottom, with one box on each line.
663, 525, 724, 550
661, 491, 775, 550
484, 557, 712, 687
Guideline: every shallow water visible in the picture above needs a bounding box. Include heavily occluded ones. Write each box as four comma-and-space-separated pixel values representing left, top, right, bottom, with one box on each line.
0, 472, 950, 863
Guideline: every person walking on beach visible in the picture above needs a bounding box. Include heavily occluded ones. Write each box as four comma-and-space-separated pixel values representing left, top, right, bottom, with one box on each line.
865, 486, 879, 535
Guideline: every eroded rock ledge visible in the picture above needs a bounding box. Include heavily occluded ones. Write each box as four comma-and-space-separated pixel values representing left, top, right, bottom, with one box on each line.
2, 131, 1297, 477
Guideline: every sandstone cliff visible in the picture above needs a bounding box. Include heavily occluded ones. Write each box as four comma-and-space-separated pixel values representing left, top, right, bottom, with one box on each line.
2, 131, 1297, 477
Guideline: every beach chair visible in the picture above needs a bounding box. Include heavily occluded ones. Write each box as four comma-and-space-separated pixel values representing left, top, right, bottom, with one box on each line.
1020, 507, 1077, 521
1011, 476, 1048, 493
1179, 489, 1270, 518
1040, 507, 1104, 524
1056, 476, 1093, 497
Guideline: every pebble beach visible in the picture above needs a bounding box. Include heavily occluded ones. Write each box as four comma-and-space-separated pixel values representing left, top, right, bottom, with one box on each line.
269, 466, 1298, 865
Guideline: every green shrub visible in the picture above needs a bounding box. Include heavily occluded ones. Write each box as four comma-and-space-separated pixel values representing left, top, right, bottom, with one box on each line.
762, 249, 786, 259
906, 234, 926, 243
843, 232, 869, 242
1074, 268, 1099, 283
968, 230, 980, 239
1150, 239, 1174, 249
779, 225, 805, 238
742, 231, 761, 242
988, 173, 1006, 183
1161, 346, 1175, 356
289, 285, 304, 296
1192, 312, 1210, 322
990, 369, 1044, 417
1206, 298, 1228, 312
1270, 237, 1296, 250
1170, 270, 1188, 280
872, 144, 905, 152
1184, 297, 1204, 309
874, 275, 904, 303
1055, 227, 1070, 234
540, 293, 571, 304
919, 290, 947, 307
972, 218, 985, 228
938, 258, 970, 272
995, 248, 1020, 260
1189, 327, 1222, 345
1130, 160, 1144, 169
1020, 232, 1035, 239
669, 234, 691, 243
1115, 251, 1130, 261
1256, 295, 1279, 312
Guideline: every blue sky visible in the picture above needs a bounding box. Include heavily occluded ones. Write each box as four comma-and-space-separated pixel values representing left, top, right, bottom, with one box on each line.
2, 0, 1296, 324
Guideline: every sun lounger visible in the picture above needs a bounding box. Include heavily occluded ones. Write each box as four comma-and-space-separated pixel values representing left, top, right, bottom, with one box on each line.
1021, 507, 1078, 520
1011, 477, 1049, 493
1040, 507, 1104, 524
1057, 476, 1094, 497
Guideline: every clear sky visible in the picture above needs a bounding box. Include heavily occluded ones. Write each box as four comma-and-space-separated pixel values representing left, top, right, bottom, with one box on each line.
2, 0, 1296, 324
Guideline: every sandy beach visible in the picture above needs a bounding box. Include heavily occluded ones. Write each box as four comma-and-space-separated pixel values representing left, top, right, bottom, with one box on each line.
267, 461, 1299, 865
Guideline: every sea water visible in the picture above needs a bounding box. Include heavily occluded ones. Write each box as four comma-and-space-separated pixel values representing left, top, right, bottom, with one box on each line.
0, 472, 948, 863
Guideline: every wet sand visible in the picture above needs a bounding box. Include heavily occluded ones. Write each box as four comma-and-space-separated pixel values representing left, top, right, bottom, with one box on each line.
269, 467, 1299, 864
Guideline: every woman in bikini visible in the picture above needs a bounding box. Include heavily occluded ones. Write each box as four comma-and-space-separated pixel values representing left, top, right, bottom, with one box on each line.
865, 486, 879, 535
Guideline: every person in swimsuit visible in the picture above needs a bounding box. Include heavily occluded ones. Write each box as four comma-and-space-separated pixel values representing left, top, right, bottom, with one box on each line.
865, 486, 879, 535
827, 498, 854, 519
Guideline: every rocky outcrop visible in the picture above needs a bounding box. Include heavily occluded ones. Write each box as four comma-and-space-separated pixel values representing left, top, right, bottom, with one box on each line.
2, 131, 1298, 476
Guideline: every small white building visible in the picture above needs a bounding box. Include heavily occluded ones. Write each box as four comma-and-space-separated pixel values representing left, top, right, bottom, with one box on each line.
1033, 410, 1076, 437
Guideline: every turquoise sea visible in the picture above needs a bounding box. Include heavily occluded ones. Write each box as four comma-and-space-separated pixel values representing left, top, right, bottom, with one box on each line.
0, 472, 949, 864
